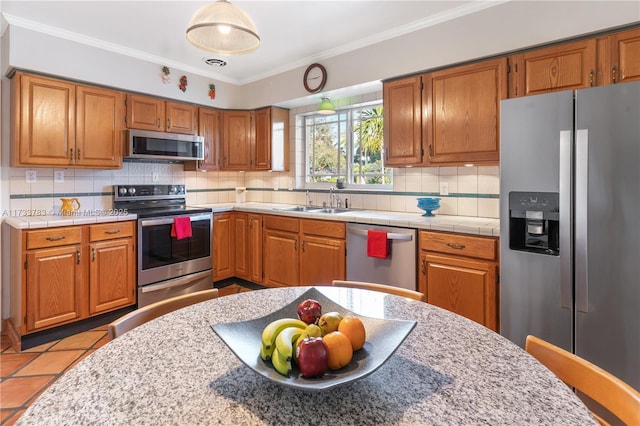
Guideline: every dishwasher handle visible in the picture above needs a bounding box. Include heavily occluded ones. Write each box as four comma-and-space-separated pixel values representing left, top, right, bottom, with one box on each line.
348, 227, 413, 241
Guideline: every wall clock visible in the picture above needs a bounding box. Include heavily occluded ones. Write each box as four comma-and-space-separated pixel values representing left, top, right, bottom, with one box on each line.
303, 63, 327, 93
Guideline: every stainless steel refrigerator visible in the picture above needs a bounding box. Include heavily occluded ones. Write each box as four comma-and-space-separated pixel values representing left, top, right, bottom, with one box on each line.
499, 81, 640, 391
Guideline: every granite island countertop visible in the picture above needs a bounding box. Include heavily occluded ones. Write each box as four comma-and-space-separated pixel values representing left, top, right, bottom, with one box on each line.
17, 286, 595, 426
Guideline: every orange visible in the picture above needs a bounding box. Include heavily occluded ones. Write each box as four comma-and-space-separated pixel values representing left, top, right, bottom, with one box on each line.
338, 316, 366, 351
323, 331, 353, 370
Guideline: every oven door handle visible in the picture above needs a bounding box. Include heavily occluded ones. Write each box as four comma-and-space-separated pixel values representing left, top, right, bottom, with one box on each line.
140, 270, 212, 293
140, 213, 212, 227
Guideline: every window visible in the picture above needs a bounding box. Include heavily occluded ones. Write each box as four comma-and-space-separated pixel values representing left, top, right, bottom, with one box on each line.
305, 103, 391, 187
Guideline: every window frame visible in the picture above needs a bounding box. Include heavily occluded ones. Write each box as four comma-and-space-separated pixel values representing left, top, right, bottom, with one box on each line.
302, 100, 392, 191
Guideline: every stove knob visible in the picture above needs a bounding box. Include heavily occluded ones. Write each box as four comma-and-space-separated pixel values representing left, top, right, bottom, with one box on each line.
128, 187, 136, 195
118, 187, 127, 195
170, 186, 177, 194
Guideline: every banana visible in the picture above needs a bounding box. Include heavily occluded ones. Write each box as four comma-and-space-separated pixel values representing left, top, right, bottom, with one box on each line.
261, 318, 307, 350
275, 326, 306, 362
271, 347, 291, 376
260, 343, 274, 361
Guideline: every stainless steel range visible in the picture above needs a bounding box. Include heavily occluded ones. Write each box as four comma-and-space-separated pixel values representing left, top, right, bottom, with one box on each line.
114, 184, 213, 307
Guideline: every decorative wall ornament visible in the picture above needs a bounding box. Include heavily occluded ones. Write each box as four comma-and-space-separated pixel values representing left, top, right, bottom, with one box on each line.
208, 83, 216, 99
179, 75, 188, 92
161, 66, 171, 84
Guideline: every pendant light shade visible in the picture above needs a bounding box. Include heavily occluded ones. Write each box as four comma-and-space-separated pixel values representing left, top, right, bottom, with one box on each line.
186, 0, 260, 55
318, 97, 335, 115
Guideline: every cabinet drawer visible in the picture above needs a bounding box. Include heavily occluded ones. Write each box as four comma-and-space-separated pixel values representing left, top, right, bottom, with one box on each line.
264, 215, 299, 233
301, 219, 345, 239
26, 226, 82, 249
420, 231, 496, 261
89, 221, 135, 242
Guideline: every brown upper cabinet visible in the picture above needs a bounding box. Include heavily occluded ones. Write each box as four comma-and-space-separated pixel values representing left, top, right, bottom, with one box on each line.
605, 27, 640, 85
425, 58, 506, 165
185, 107, 221, 172
126, 94, 198, 134
508, 38, 597, 97
383, 57, 505, 167
11, 72, 123, 168
383, 75, 423, 166
221, 107, 290, 171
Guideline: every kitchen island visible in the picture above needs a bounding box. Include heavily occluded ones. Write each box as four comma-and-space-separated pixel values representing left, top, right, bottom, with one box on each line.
16, 286, 595, 425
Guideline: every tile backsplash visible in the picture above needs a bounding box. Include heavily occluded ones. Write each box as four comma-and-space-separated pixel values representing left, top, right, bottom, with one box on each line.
6, 163, 499, 219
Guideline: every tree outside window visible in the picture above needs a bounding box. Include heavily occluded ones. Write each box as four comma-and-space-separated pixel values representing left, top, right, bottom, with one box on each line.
305, 103, 391, 187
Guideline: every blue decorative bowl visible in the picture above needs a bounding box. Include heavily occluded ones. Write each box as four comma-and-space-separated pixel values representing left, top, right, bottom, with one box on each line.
417, 197, 440, 217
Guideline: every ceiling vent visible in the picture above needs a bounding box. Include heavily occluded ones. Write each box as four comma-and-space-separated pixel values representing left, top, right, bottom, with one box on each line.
204, 58, 228, 67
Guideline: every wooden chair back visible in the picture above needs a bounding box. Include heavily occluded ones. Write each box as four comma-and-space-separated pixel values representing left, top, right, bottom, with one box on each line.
525, 335, 640, 426
331, 280, 425, 301
108, 289, 219, 340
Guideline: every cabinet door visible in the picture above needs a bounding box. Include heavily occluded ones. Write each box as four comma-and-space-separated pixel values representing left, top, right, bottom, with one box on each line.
383, 76, 423, 166
425, 58, 506, 165
299, 235, 345, 286
249, 214, 263, 284
89, 238, 136, 315
263, 229, 298, 287
76, 85, 123, 168
510, 38, 596, 97
233, 213, 250, 280
254, 107, 272, 170
222, 110, 253, 170
166, 101, 198, 134
16, 74, 76, 166
213, 213, 234, 281
186, 107, 220, 171
126, 94, 165, 131
26, 245, 83, 331
610, 27, 640, 84
421, 253, 498, 331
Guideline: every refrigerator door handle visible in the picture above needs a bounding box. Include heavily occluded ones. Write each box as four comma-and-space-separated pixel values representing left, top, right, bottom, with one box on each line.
575, 129, 589, 313
559, 130, 573, 310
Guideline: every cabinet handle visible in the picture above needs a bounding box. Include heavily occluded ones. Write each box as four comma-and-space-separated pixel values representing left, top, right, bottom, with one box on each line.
446, 243, 466, 250
612, 66, 617, 84
46, 235, 66, 241
77, 249, 81, 265
167, 118, 171, 129
589, 70, 594, 87
69, 148, 74, 160
428, 144, 433, 158
421, 258, 426, 275
76, 149, 81, 160
105, 229, 121, 234
157, 118, 161, 128
294, 240, 297, 251
92, 247, 96, 262
301, 240, 305, 252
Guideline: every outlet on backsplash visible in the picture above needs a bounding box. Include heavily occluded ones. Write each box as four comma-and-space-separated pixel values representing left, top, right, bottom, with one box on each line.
440, 182, 449, 195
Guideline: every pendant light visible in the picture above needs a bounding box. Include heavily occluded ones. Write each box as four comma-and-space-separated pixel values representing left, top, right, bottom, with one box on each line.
318, 97, 335, 115
186, 0, 260, 55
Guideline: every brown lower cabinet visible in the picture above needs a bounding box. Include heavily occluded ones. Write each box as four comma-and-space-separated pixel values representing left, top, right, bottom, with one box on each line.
418, 230, 499, 332
8, 221, 137, 350
213, 213, 346, 287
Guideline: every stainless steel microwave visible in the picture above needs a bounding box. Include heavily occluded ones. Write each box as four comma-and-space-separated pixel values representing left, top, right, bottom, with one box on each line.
125, 129, 204, 161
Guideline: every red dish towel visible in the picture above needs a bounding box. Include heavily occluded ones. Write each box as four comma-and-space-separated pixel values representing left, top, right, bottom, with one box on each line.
367, 230, 389, 259
171, 216, 192, 240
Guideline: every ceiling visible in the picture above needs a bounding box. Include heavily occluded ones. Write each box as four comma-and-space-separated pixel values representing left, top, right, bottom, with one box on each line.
1, 0, 508, 86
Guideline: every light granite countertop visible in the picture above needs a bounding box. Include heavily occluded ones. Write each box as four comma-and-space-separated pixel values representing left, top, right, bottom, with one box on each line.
17, 287, 594, 426
200, 202, 500, 237
3, 202, 499, 236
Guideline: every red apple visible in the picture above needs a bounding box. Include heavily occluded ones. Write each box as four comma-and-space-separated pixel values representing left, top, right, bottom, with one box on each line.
297, 299, 322, 325
296, 337, 328, 378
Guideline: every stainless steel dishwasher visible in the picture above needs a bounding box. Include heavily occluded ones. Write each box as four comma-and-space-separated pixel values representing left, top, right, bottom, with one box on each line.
346, 223, 417, 291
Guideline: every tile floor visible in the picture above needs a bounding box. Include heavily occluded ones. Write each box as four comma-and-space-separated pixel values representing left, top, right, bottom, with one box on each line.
0, 282, 257, 425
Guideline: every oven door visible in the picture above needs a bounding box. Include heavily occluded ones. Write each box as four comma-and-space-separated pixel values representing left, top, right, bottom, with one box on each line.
138, 212, 212, 286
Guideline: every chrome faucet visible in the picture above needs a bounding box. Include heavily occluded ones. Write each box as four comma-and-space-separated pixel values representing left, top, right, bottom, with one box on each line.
306, 190, 313, 206
328, 187, 342, 209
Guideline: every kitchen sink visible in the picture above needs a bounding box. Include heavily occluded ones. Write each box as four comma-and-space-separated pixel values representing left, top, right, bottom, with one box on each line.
274, 206, 360, 214
274, 205, 323, 212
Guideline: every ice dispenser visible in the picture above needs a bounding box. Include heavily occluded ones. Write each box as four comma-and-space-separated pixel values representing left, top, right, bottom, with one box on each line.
508, 192, 559, 256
